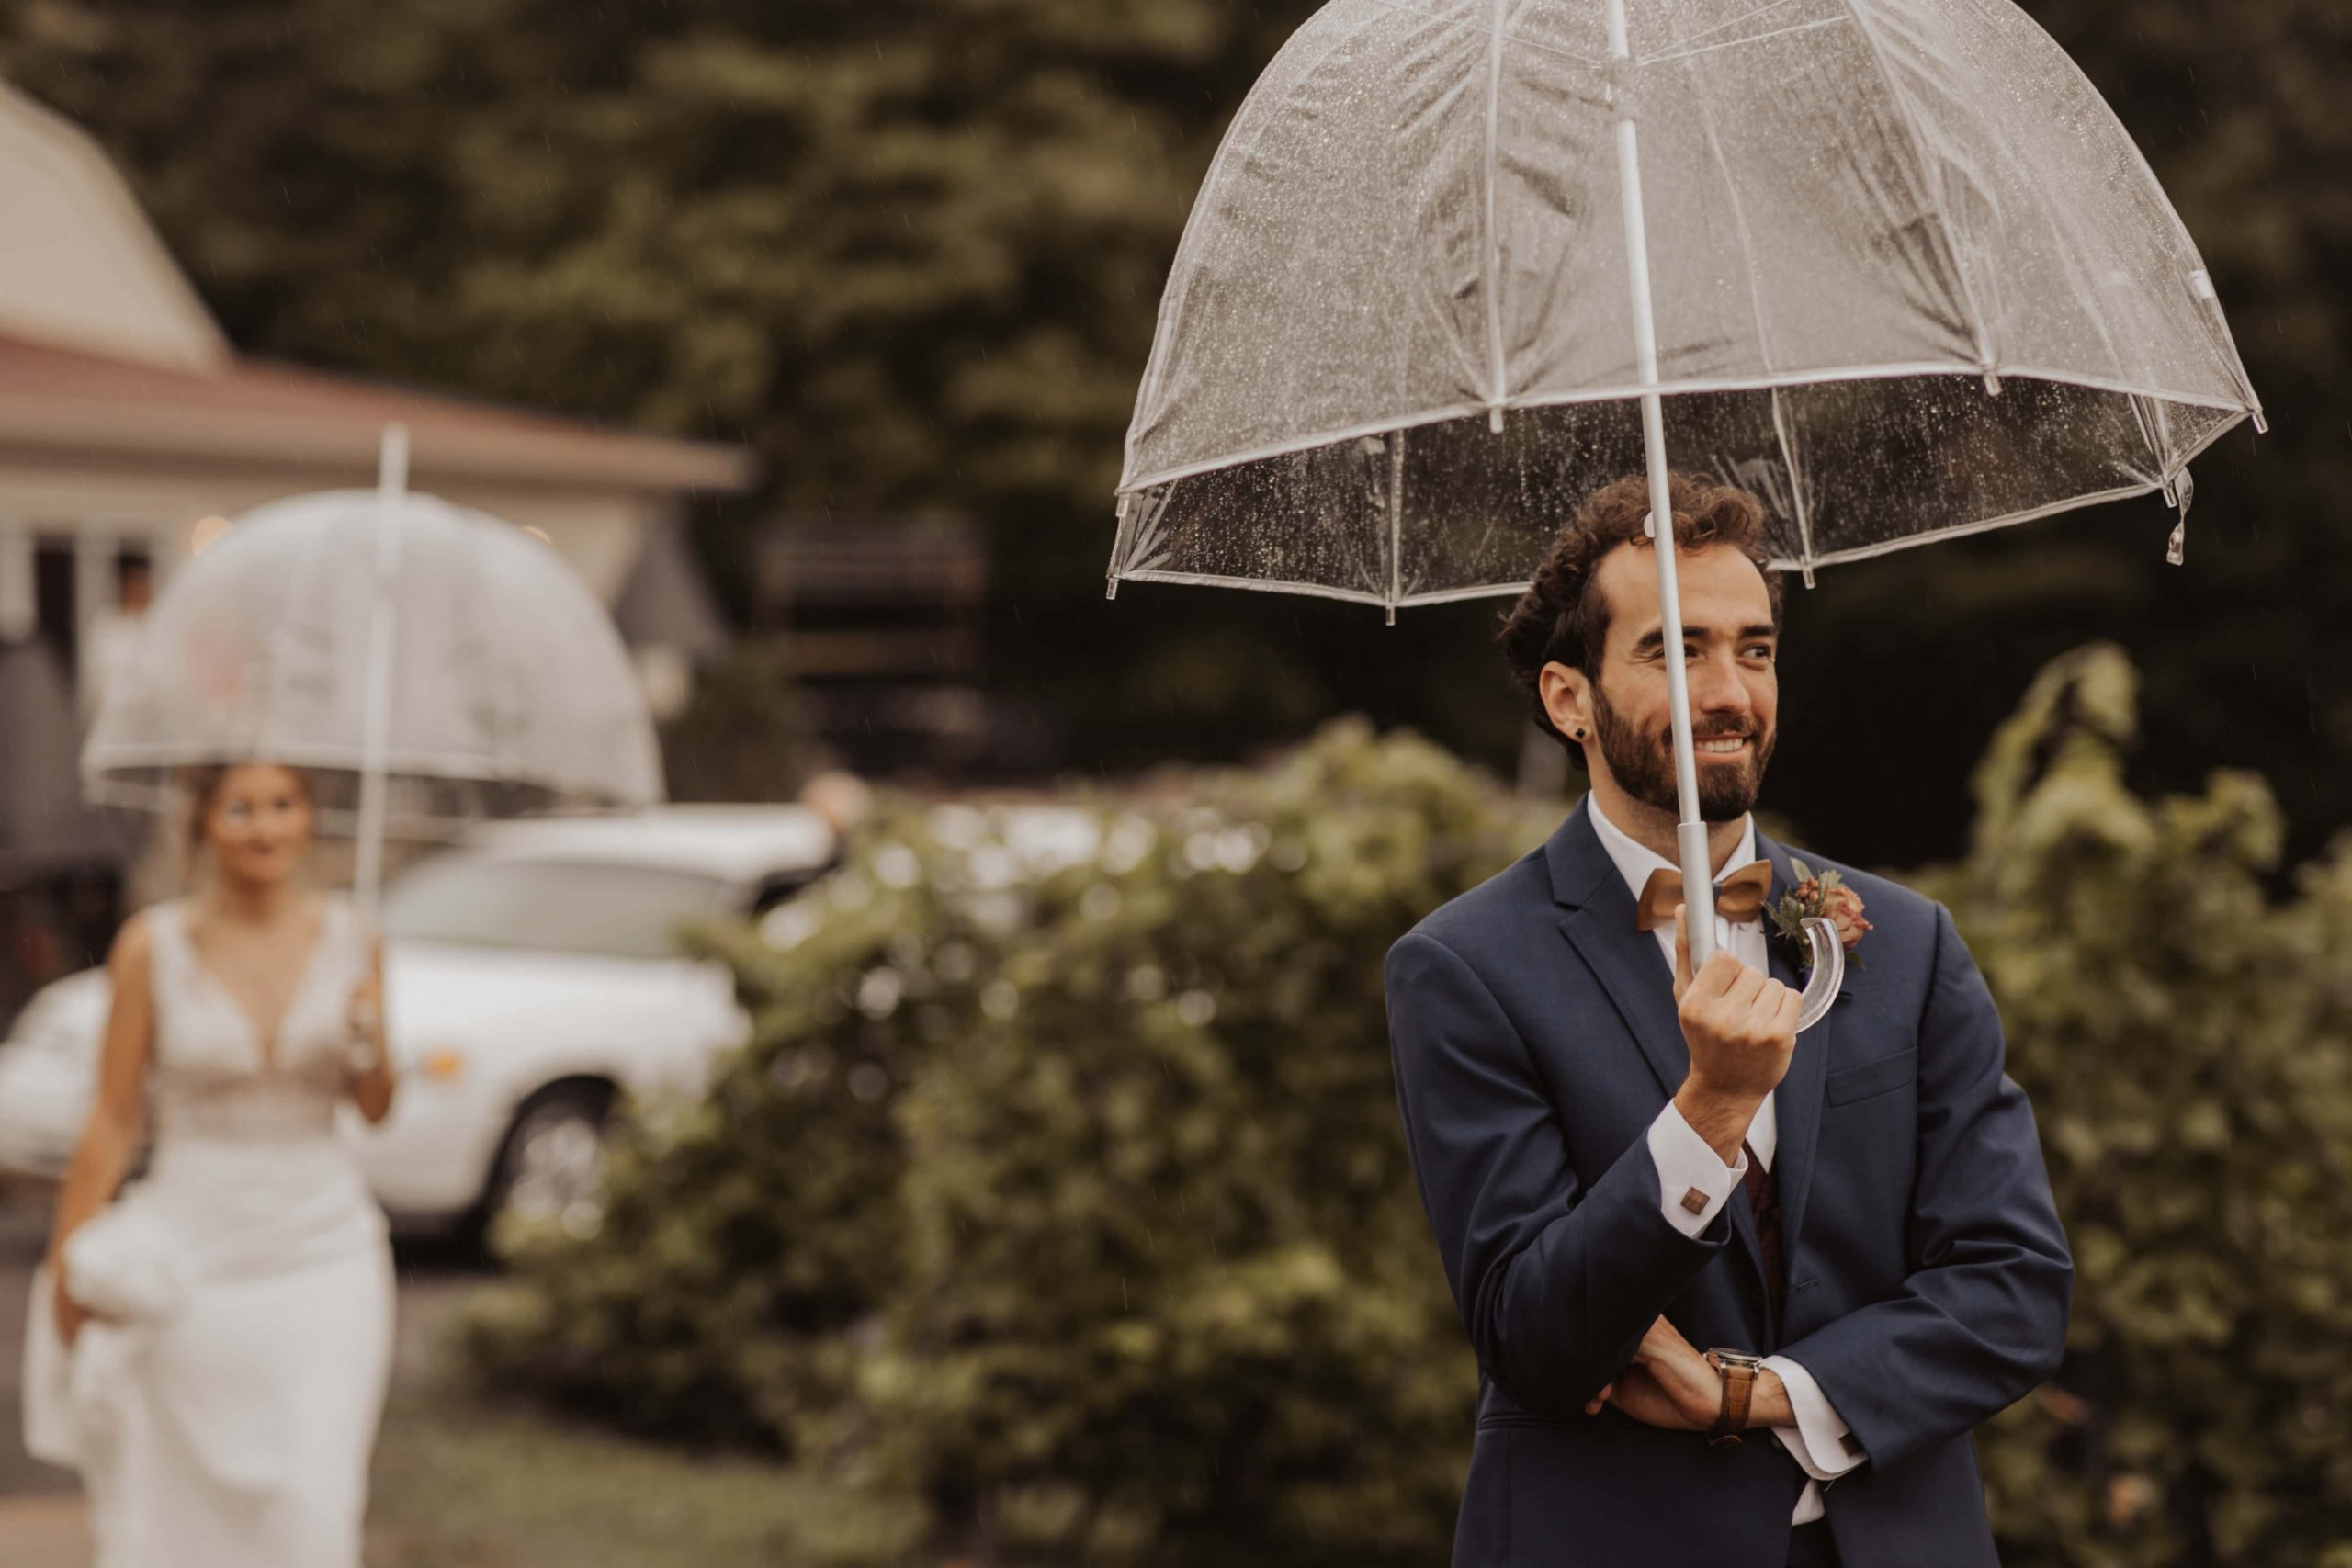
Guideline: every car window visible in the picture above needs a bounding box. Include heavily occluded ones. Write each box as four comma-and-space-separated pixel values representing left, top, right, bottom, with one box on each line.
382, 856, 732, 960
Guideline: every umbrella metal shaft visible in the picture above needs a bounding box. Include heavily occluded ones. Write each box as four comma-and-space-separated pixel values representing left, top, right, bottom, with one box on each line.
352, 424, 410, 924
1605, 0, 1719, 968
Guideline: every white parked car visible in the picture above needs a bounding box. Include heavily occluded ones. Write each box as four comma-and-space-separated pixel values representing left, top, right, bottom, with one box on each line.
0, 805, 837, 1237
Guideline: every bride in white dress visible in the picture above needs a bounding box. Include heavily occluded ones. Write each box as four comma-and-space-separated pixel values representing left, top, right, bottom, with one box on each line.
32, 761, 399, 1568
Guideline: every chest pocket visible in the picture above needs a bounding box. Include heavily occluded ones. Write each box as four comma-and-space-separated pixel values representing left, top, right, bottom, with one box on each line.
1826, 1046, 1917, 1106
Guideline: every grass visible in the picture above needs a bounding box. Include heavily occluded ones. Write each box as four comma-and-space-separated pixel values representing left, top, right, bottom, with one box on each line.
365, 1386, 920, 1568
364, 1271, 922, 1568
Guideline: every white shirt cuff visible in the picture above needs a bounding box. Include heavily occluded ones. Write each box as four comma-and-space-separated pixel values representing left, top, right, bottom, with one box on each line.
1647, 1100, 1747, 1238
1763, 1355, 1865, 1480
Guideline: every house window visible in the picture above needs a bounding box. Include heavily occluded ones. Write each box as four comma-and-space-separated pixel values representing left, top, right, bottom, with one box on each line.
34, 536, 77, 678
0, 528, 156, 711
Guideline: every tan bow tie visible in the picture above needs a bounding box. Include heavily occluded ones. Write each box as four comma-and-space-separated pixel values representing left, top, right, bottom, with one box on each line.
1634, 861, 1774, 932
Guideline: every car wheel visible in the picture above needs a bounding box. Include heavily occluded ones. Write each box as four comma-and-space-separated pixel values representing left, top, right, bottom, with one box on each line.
482, 1084, 612, 1245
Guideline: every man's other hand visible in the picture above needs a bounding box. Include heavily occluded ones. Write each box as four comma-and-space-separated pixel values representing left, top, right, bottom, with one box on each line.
1603, 1316, 1722, 1430
1606, 1315, 1794, 1432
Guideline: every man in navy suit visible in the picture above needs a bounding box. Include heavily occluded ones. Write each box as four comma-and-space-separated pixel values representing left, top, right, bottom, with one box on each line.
1385, 472, 2072, 1568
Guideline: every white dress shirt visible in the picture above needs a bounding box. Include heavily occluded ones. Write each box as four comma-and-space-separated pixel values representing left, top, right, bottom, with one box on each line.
1587, 795, 1865, 1523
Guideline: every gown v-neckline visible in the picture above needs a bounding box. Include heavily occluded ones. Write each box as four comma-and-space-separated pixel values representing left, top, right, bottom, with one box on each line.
178, 898, 337, 1076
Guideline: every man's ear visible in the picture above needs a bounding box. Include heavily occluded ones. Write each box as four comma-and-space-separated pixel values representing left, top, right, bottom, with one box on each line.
1539, 660, 1593, 745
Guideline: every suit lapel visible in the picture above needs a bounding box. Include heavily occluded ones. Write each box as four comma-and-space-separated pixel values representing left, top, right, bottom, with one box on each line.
1758, 830, 1837, 1305
1557, 897, 1688, 1105
1548, 800, 1769, 1294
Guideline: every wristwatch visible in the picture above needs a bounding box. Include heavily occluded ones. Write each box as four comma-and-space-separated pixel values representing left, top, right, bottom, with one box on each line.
1703, 1348, 1764, 1449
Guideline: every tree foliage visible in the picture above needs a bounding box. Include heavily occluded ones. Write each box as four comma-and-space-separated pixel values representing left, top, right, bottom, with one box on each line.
0, 0, 1296, 596
1931, 645, 2352, 1568
2, 2, 2346, 855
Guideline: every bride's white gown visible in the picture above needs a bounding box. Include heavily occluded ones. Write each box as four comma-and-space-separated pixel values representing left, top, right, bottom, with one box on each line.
28, 895, 394, 1568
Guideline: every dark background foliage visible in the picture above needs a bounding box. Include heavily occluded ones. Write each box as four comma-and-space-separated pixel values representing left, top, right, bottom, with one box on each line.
1, 0, 2344, 869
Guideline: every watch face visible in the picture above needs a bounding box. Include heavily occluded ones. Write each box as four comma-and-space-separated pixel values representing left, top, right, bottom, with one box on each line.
1707, 1348, 1764, 1370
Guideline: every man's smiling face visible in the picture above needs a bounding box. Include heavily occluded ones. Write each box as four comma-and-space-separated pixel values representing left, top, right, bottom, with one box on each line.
1576, 540, 1781, 822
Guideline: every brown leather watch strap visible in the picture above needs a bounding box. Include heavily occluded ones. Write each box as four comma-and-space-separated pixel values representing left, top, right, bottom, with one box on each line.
1705, 1350, 1760, 1449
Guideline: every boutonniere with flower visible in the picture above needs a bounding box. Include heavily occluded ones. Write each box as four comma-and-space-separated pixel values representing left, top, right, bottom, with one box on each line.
1767, 858, 1871, 974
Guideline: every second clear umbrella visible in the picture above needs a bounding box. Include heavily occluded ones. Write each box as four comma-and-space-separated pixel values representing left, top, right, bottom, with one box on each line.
83, 428, 665, 917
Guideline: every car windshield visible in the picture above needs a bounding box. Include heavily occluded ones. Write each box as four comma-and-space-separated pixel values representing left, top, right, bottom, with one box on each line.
383, 855, 732, 960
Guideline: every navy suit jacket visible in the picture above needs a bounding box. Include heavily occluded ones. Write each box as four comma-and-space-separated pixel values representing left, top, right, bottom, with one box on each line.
1385, 798, 2072, 1568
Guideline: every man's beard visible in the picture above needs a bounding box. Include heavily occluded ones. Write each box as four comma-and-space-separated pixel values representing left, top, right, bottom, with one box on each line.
1589, 679, 1774, 822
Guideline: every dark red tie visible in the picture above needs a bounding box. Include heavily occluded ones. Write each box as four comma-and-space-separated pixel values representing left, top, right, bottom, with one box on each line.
1740, 1139, 1784, 1328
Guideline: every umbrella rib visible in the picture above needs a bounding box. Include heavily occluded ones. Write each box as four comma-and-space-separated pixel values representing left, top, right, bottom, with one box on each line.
1999, 108, 2205, 492
1384, 0, 1850, 79
1647, 0, 1807, 52
1386, 430, 1407, 622
1997, 6, 2265, 423
1357, 0, 1607, 68
1769, 391, 1817, 585
1121, 391, 2246, 612
1785, 404, 2247, 574
1120, 568, 1530, 614
1792, 474, 2224, 570
1684, 25, 1822, 582
1636, 17, 1849, 68
1122, 17, 1368, 486
1836, 0, 2000, 379
84, 739, 526, 778
2126, 394, 2171, 496
1118, 367, 2255, 498
1480, 0, 1510, 427
1117, 570, 1405, 611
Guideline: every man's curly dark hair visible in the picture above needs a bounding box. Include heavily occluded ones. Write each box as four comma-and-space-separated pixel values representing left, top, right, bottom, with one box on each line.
1497, 471, 1783, 768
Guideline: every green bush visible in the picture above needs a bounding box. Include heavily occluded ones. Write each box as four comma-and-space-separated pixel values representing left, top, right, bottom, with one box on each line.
1946, 645, 2352, 1568
469, 658, 2352, 1566
467, 718, 1553, 1562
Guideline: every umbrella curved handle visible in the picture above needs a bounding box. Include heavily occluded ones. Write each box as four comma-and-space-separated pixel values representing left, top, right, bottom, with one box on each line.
1793, 917, 1845, 1034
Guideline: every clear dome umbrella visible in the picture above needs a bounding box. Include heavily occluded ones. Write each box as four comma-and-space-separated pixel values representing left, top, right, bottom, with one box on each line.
1108, 0, 2264, 1022
83, 427, 664, 918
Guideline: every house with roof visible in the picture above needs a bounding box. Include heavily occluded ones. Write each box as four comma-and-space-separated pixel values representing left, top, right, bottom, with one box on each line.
0, 78, 752, 1008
